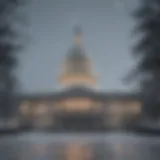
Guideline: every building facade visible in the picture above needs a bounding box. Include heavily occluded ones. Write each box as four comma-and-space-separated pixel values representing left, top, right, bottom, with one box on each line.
19, 27, 142, 131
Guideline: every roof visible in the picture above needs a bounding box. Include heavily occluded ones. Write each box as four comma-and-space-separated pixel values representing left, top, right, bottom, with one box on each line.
57, 86, 96, 98
18, 87, 142, 102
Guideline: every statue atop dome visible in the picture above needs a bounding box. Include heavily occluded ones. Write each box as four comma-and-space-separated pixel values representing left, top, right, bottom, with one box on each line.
73, 25, 82, 45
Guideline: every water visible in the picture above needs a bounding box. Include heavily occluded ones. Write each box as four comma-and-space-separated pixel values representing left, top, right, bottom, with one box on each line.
0, 132, 160, 160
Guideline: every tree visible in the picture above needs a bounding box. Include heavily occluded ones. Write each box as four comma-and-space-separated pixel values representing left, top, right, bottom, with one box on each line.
129, 0, 160, 120
0, 0, 25, 120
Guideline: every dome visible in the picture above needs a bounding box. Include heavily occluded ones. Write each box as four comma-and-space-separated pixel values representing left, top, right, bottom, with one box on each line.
59, 26, 96, 87
65, 45, 91, 74
67, 45, 87, 62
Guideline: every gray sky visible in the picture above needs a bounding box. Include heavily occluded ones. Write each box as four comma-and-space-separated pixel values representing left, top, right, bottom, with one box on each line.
17, 0, 139, 94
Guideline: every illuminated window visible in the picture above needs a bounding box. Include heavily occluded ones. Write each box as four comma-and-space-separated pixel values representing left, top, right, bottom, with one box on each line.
131, 102, 141, 114
36, 104, 48, 115
20, 101, 30, 115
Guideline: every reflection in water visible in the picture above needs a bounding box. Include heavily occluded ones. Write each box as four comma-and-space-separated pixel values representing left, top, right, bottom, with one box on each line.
65, 143, 93, 160
0, 134, 160, 160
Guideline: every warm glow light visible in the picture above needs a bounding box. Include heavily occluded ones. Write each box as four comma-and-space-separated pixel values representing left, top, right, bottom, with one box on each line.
36, 104, 48, 115
59, 74, 96, 86
60, 98, 93, 112
20, 101, 30, 115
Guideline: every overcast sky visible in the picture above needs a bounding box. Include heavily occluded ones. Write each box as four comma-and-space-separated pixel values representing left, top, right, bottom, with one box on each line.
17, 0, 140, 94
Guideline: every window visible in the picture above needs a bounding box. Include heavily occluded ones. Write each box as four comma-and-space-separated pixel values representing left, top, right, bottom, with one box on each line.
36, 104, 48, 115
20, 101, 30, 115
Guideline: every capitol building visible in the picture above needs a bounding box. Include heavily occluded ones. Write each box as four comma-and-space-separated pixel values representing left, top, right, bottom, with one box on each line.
18, 27, 141, 131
